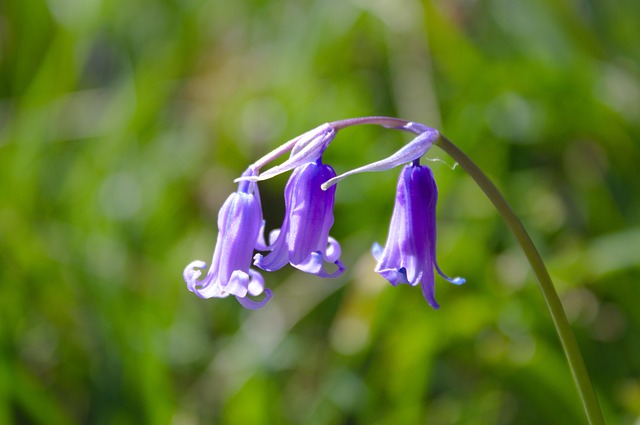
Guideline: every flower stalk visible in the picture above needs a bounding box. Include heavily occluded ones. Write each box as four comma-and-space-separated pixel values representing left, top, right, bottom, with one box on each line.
435, 134, 605, 425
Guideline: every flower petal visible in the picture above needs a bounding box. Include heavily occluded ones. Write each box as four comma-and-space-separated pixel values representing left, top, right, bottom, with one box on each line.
324, 236, 341, 263
247, 269, 265, 296
184, 260, 207, 293
375, 266, 409, 286
293, 252, 345, 278
435, 264, 466, 285
421, 280, 440, 310
236, 288, 274, 310
371, 242, 384, 262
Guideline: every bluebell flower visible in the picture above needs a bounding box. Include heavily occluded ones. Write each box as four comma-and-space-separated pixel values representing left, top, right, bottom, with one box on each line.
183, 168, 273, 309
254, 158, 345, 277
185, 119, 463, 310
372, 162, 465, 309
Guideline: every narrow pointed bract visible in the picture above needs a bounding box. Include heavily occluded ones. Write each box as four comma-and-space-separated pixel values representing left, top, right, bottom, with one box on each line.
373, 163, 465, 309
241, 124, 336, 182
321, 127, 439, 190
254, 158, 345, 277
183, 168, 272, 309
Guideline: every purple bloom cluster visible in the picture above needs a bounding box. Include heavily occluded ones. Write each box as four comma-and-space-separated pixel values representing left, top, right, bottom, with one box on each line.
184, 121, 464, 309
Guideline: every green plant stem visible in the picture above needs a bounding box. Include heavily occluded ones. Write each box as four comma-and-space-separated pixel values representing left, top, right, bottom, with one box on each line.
436, 135, 605, 425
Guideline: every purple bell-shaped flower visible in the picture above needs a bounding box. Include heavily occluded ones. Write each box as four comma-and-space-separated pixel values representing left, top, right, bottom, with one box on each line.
372, 162, 465, 309
254, 158, 345, 277
183, 168, 273, 309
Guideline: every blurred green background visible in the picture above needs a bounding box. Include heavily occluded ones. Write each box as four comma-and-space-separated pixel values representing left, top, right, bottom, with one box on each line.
1, 0, 639, 424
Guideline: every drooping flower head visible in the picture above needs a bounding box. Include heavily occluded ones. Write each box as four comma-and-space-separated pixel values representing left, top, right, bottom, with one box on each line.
372, 162, 465, 308
254, 158, 344, 277
253, 124, 344, 277
321, 125, 464, 308
184, 118, 464, 310
183, 167, 273, 309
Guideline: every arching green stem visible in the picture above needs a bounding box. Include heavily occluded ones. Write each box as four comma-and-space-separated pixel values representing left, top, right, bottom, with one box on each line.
436, 134, 605, 425
240, 114, 605, 425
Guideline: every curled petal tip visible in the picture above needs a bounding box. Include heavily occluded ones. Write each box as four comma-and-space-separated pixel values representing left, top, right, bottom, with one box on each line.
449, 277, 466, 286
371, 242, 383, 261
236, 288, 273, 310
435, 264, 466, 285
247, 269, 265, 296
184, 260, 207, 291
293, 252, 345, 278
324, 237, 342, 263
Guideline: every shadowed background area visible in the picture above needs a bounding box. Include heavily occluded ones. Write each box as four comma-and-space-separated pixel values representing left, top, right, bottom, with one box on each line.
1, 0, 639, 424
